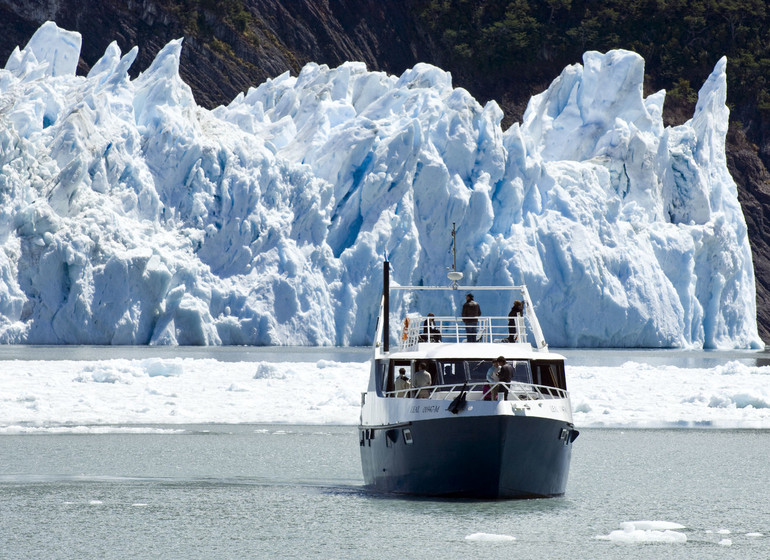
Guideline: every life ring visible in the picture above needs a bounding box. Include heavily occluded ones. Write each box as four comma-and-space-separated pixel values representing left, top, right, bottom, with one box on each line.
401, 318, 409, 340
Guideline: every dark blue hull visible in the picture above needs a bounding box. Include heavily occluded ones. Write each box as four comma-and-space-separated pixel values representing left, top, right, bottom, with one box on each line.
359, 415, 576, 499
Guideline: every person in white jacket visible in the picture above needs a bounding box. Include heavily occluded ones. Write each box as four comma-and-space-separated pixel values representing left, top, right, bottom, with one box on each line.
412, 363, 432, 398
485, 358, 500, 400
394, 368, 411, 397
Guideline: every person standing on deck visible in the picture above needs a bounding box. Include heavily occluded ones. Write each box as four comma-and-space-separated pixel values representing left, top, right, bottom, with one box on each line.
412, 362, 432, 398
508, 300, 524, 342
485, 358, 501, 400
462, 293, 481, 342
497, 356, 513, 401
394, 368, 411, 397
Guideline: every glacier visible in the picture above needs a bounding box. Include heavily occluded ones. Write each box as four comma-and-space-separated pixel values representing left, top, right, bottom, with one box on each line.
0, 21, 762, 348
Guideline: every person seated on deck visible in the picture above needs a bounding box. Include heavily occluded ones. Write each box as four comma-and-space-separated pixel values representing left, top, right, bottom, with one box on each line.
394, 368, 411, 398
412, 362, 432, 398
419, 313, 442, 342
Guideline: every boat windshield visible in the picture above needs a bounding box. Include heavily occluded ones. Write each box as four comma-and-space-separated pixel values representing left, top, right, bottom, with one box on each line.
380, 358, 565, 395
439, 359, 488, 384
436, 359, 532, 384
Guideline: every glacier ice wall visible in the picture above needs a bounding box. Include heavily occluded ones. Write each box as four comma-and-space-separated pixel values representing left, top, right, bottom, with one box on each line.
0, 22, 762, 348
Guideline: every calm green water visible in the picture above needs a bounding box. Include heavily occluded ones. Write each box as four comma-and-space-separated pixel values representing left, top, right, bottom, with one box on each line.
0, 426, 767, 559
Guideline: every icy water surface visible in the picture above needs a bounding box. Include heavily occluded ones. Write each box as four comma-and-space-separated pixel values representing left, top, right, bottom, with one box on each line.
1, 425, 767, 559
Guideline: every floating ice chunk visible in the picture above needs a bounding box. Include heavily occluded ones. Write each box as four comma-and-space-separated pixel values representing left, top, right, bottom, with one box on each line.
464, 532, 516, 543
77, 369, 125, 384
597, 520, 687, 543
2, 355, 770, 427
597, 529, 687, 544
317, 359, 340, 368
144, 358, 184, 377
253, 363, 286, 380
718, 538, 732, 546
0, 425, 185, 435
620, 521, 686, 531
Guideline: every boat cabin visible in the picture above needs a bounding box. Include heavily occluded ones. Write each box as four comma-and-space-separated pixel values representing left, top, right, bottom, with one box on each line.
377, 356, 567, 397
373, 262, 567, 403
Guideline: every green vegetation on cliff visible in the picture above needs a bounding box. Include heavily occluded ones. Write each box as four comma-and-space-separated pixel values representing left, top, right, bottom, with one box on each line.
416, 0, 770, 130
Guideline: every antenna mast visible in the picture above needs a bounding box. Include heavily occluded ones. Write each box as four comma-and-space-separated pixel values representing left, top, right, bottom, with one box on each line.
447, 222, 463, 289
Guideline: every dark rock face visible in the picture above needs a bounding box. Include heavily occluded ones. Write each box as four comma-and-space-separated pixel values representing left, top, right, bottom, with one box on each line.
1, 0, 768, 344
727, 126, 770, 342
0, 0, 436, 108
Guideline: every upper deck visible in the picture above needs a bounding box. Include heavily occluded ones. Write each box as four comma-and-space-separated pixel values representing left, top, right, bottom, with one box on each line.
383, 338, 563, 362
374, 272, 554, 361
366, 262, 570, 404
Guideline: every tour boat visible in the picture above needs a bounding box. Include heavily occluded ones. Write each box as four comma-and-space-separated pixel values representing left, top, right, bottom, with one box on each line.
358, 259, 578, 499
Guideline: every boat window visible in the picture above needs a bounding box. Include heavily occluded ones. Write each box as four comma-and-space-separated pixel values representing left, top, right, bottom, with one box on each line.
532, 360, 566, 390
379, 362, 390, 395
441, 362, 457, 383
437, 359, 497, 385
467, 360, 494, 383
438, 360, 464, 385
512, 361, 532, 383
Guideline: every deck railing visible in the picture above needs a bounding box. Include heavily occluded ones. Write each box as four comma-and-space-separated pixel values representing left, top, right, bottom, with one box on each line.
385, 380, 568, 401
399, 315, 527, 351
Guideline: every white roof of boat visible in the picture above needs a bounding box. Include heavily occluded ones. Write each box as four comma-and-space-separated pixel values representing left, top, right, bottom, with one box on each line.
377, 342, 565, 361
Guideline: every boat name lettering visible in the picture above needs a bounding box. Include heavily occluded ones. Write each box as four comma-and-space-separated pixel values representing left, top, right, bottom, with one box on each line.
409, 404, 441, 414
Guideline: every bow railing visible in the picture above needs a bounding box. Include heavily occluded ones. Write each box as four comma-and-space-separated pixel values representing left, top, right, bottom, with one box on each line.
386, 380, 567, 401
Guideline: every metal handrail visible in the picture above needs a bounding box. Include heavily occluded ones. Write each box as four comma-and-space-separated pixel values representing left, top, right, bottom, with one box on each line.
398, 315, 528, 351
386, 380, 568, 401
387, 282, 548, 350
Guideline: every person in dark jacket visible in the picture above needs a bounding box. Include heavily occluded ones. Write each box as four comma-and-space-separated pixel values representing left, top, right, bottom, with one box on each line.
508, 300, 523, 342
496, 356, 513, 400
461, 293, 481, 342
419, 313, 442, 342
